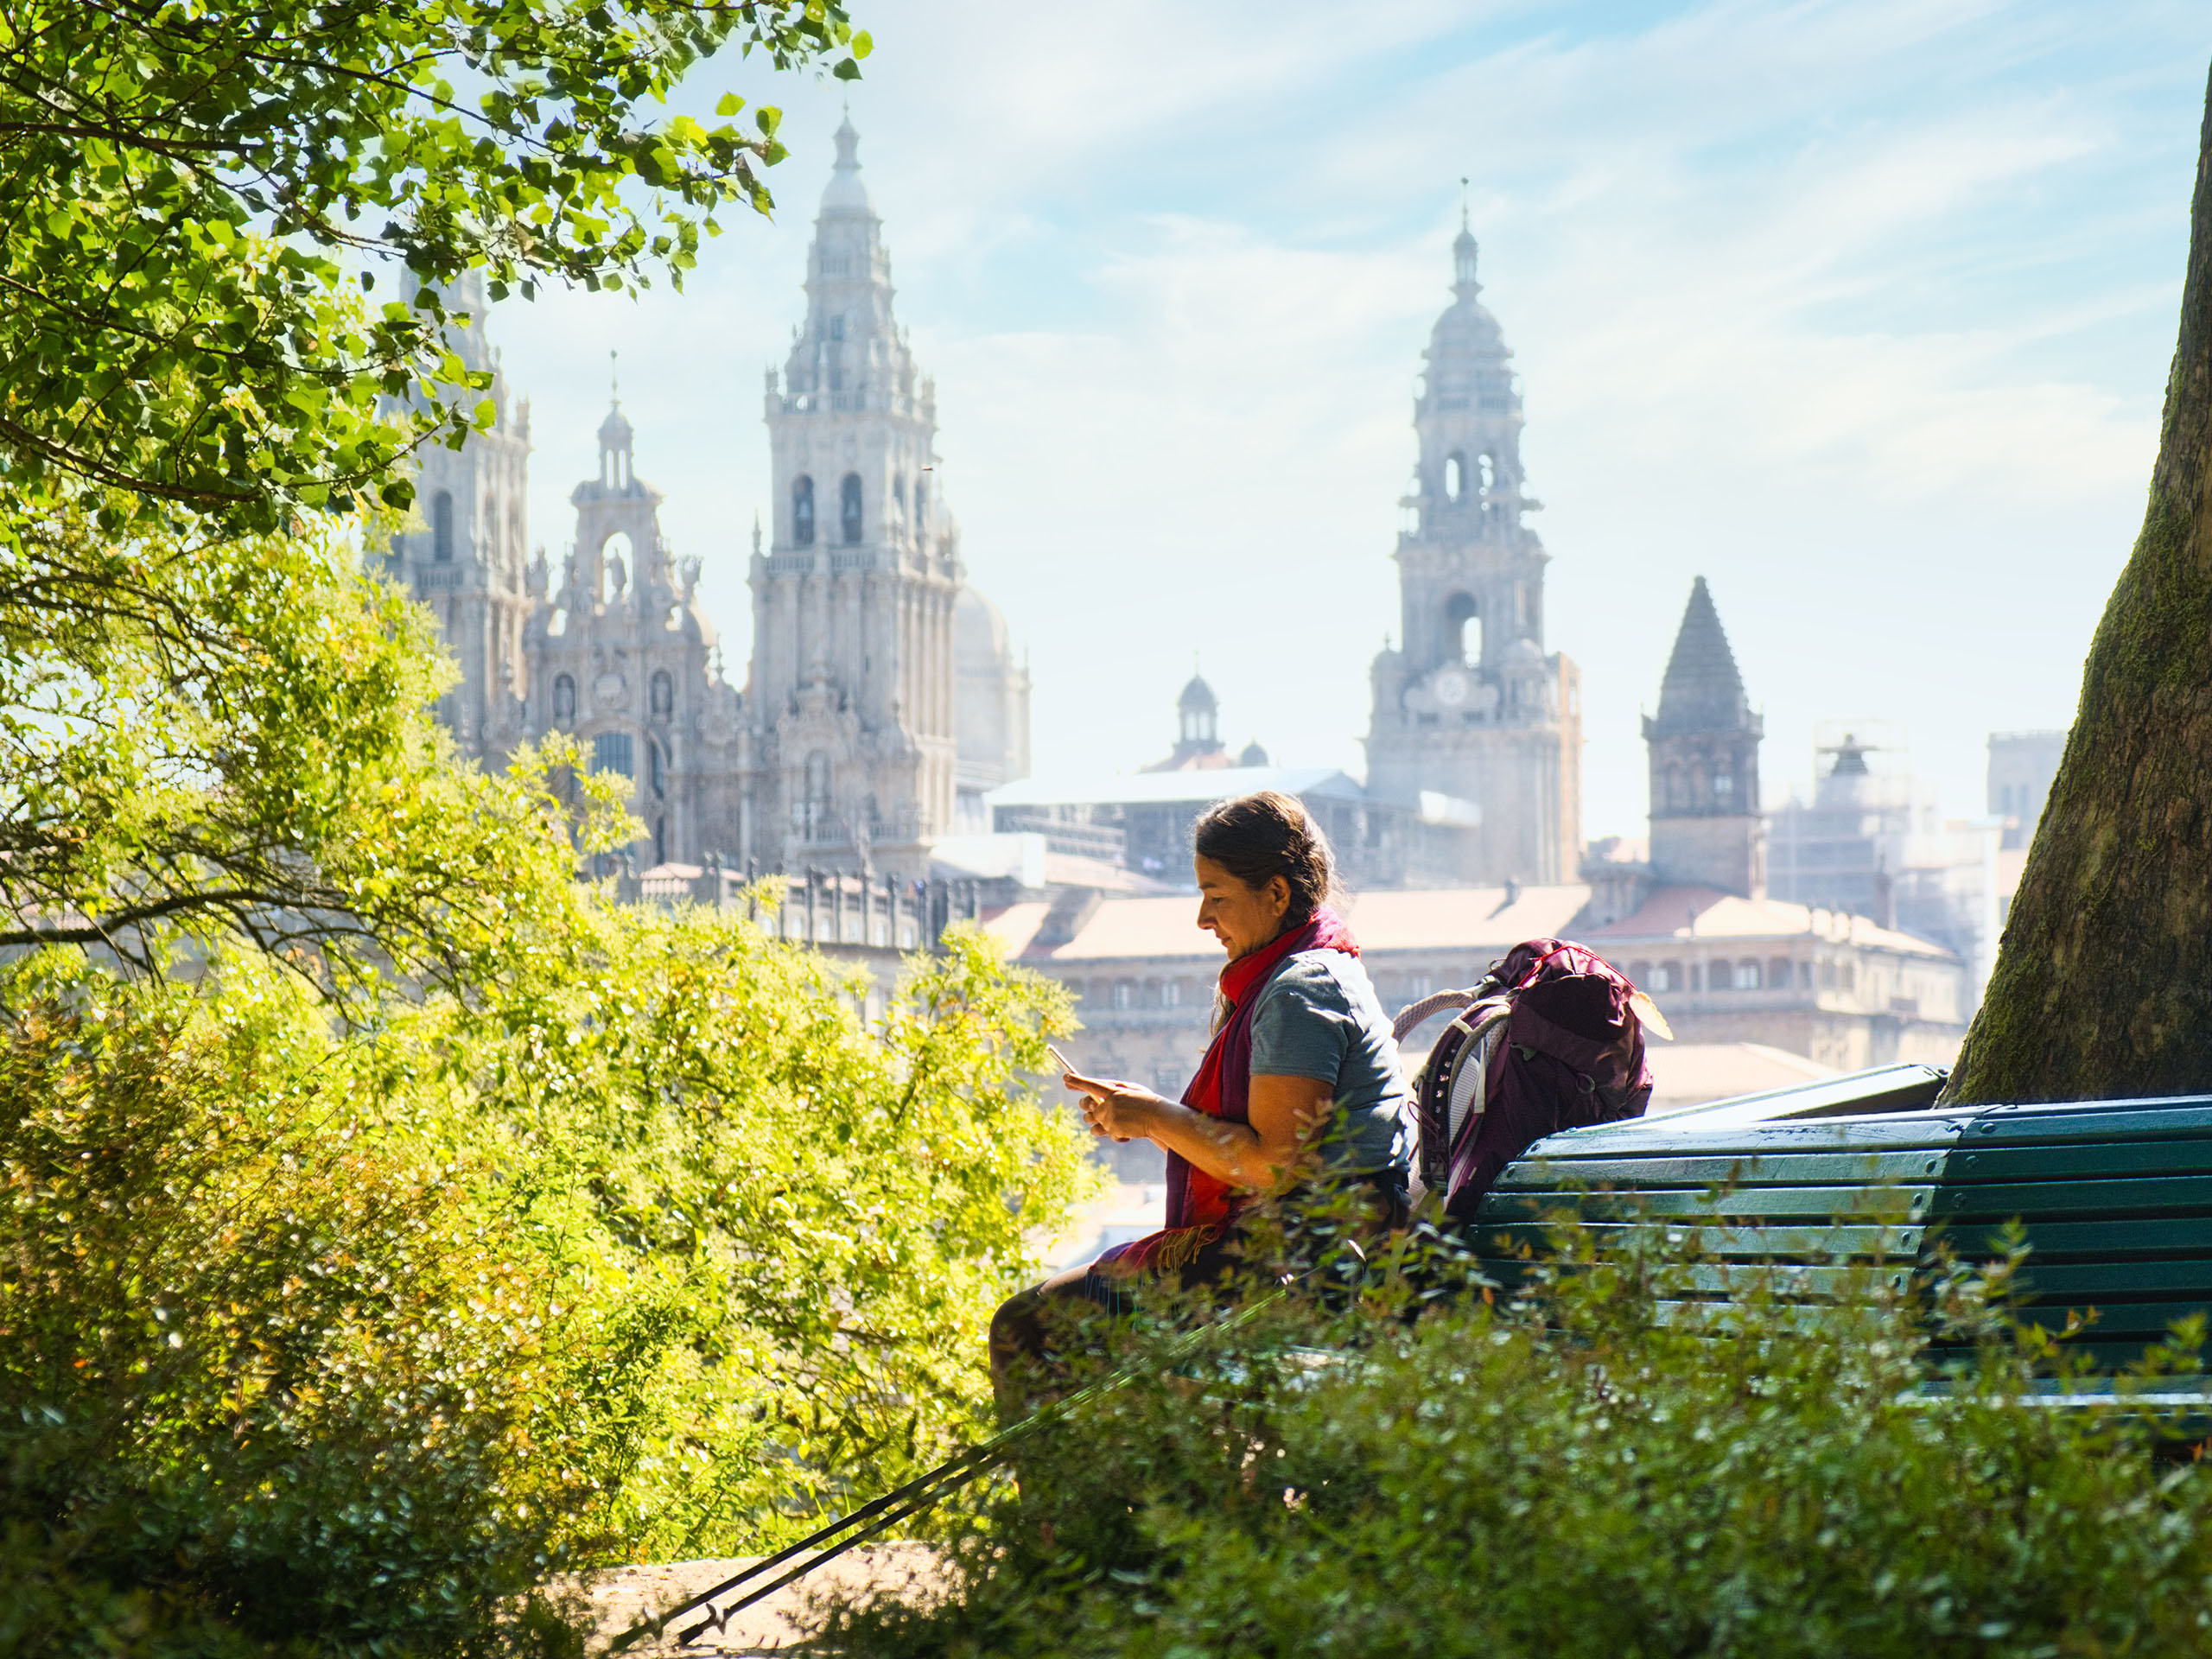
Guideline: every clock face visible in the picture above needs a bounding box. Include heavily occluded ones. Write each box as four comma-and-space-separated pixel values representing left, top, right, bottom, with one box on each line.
1433, 667, 1471, 709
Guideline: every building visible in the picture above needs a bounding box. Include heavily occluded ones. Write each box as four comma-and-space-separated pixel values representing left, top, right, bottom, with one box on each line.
1586, 578, 1972, 1065
388, 120, 1030, 880
1988, 729, 2065, 852
1363, 215, 1581, 884
987, 677, 1484, 890
1766, 728, 2002, 994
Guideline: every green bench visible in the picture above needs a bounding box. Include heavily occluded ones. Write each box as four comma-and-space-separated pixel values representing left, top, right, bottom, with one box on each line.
1468, 1064, 2212, 1376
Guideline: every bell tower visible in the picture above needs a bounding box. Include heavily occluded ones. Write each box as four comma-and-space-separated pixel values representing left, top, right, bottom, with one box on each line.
747, 117, 961, 875
387, 267, 533, 763
1364, 216, 1581, 883
1645, 576, 1765, 897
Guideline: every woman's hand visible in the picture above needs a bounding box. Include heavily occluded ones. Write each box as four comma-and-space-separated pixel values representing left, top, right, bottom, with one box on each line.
1061, 1070, 1168, 1143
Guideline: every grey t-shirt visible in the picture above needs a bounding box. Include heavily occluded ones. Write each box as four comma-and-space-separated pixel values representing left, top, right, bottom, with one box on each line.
1247, 950, 1414, 1180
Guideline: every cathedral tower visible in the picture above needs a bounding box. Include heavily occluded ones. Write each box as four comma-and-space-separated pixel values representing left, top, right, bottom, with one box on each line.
1364, 219, 1580, 883
529, 396, 744, 868
387, 269, 533, 762
1644, 576, 1764, 897
749, 118, 963, 874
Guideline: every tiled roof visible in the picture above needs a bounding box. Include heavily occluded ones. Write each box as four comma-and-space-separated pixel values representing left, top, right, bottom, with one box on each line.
985, 883, 1595, 963
1583, 885, 1956, 957
985, 765, 1366, 810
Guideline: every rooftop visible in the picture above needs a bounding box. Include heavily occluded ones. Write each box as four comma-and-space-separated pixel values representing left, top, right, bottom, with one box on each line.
984, 882, 1595, 963
986, 765, 1367, 811
1649, 576, 1755, 735
1583, 886, 1957, 957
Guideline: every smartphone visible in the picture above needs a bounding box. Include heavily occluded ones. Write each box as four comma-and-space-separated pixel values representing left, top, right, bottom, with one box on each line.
1045, 1042, 1076, 1077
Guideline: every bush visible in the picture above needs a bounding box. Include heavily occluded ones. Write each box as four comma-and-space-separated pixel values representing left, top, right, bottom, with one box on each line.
0, 905, 1096, 1657
815, 1224, 2212, 1659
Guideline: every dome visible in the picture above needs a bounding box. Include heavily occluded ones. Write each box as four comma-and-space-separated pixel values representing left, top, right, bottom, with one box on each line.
955, 585, 1011, 674
819, 114, 873, 214
598, 399, 633, 448
1177, 673, 1217, 715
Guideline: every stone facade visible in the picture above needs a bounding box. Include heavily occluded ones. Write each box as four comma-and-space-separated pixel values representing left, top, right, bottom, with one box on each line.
392, 121, 1028, 877
1364, 219, 1581, 884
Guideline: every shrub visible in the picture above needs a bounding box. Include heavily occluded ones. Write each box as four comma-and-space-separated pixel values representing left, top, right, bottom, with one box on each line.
0, 905, 1097, 1657
815, 1224, 2212, 1659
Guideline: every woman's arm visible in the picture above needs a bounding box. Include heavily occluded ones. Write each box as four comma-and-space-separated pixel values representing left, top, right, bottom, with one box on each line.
1065, 1070, 1335, 1192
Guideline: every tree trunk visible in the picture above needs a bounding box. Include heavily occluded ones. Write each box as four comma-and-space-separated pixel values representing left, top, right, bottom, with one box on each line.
1943, 62, 2212, 1106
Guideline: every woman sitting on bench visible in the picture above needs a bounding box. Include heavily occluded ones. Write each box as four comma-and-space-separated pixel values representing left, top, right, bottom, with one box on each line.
989, 790, 1414, 1418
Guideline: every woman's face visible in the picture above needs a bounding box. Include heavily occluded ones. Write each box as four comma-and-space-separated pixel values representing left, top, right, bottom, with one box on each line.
1194, 855, 1293, 961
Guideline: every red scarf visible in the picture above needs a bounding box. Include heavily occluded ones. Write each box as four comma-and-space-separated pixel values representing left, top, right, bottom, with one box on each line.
1096, 906, 1360, 1274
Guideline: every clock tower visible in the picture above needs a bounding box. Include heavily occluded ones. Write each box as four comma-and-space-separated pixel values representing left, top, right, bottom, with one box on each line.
1363, 216, 1581, 884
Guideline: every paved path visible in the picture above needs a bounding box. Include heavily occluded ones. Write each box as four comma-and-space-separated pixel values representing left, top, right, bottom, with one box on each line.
588, 1546, 940, 1656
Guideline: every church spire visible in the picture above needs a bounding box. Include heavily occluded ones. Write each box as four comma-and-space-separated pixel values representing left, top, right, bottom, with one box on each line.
1650, 575, 1754, 735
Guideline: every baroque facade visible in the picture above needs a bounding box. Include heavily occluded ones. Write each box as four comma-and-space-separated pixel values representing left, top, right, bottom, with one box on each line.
1364, 218, 1582, 884
391, 120, 1029, 879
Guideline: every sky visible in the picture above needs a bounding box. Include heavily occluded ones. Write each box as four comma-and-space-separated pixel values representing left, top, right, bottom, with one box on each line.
482, 0, 2208, 845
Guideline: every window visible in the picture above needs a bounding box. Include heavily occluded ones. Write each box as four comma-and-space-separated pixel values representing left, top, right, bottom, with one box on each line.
1412, 973, 1433, 1001
1446, 592, 1478, 664
1714, 772, 1734, 802
802, 750, 832, 836
1770, 958, 1795, 992
653, 814, 667, 866
840, 473, 863, 545
828, 314, 845, 340
1153, 1065, 1184, 1097
650, 669, 674, 720
1162, 979, 1182, 1009
1111, 981, 1134, 1011
1629, 961, 1653, 988
1445, 452, 1466, 502
792, 475, 816, 546
648, 740, 666, 799
1733, 961, 1761, 990
552, 674, 576, 722
431, 490, 454, 563
1653, 962, 1678, 993
914, 477, 929, 532
893, 473, 906, 512
1478, 454, 1497, 495
592, 732, 633, 777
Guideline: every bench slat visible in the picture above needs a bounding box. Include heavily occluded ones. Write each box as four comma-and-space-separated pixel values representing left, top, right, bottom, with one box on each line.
1498, 1148, 1949, 1190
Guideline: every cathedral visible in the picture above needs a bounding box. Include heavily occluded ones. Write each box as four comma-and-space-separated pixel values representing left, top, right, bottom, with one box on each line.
1364, 214, 1582, 885
386, 119, 1031, 879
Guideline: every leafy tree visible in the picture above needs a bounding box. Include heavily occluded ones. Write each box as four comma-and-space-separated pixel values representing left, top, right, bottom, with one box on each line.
1946, 63, 2212, 1103
0, 0, 863, 979
0, 0, 868, 526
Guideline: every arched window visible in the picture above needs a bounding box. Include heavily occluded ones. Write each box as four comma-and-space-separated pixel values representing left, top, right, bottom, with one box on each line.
431, 490, 454, 563
802, 749, 831, 837
1445, 453, 1466, 502
840, 473, 863, 545
552, 674, 576, 723
592, 732, 633, 777
648, 740, 666, 799
650, 669, 674, 720
914, 477, 929, 533
653, 814, 668, 867
1714, 771, 1734, 804
600, 531, 632, 606
1478, 454, 1497, 496
792, 475, 816, 546
1446, 592, 1478, 664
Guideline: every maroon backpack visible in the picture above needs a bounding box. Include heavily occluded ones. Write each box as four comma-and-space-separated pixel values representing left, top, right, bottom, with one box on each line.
1392, 939, 1657, 1221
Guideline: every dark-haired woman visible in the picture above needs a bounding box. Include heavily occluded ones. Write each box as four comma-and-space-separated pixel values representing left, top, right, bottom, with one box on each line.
989, 790, 1413, 1418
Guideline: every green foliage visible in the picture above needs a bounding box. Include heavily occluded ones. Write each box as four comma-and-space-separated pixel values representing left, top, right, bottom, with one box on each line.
0, 908, 1098, 1656
0, 0, 868, 525
817, 1231, 2212, 1659
0, 488, 635, 980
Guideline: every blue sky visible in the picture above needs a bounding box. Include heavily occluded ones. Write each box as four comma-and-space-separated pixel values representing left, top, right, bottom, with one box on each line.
484, 0, 2207, 848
